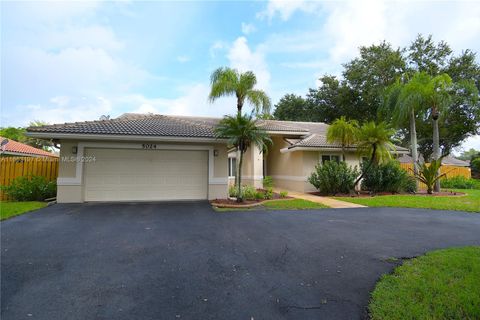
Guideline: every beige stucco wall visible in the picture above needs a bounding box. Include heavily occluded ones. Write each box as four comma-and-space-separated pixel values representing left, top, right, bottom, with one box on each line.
56, 139, 228, 203
263, 136, 362, 193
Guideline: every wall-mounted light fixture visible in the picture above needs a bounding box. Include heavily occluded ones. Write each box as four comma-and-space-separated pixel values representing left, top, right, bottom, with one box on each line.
213, 149, 219, 157
72, 146, 78, 155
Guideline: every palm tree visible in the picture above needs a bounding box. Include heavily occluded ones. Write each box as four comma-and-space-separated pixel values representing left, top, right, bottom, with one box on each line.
354, 121, 396, 187
215, 114, 272, 202
423, 73, 452, 192
326, 116, 359, 161
385, 74, 427, 183
209, 67, 271, 116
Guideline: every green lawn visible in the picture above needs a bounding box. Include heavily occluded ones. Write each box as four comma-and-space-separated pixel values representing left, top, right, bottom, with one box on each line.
369, 246, 480, 320
263, 198, 328, 210
334, 189, 480, 212
0, 201, 47, 221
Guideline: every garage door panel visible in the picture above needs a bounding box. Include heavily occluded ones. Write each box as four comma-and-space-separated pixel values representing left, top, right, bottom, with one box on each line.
84, 148, 208, 201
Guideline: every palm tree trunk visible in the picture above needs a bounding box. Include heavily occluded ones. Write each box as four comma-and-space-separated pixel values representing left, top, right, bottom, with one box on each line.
237, 99, 243, 116
410, 109, 419, 189
237, 150, 244, 202
354, 144, 377, 187
432, 108, 441, 192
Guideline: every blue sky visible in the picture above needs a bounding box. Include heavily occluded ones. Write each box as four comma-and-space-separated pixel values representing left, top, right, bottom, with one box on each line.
1, 0, 480, 151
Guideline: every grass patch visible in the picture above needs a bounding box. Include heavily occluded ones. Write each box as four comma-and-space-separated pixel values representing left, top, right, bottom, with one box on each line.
263, 199, 328, 210
334, 189, 480, 212
369, 246, 480, 320
0, 201, 47, 221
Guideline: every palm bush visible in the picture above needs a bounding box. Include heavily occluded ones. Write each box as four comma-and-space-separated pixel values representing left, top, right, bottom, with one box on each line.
354, 121, 396, 187
215, 114, 271, 202
308, 161, 359, 195
412, 158, 446, 194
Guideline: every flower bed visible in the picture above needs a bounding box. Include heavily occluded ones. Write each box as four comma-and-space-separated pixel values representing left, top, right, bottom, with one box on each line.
211, 190, 291, 208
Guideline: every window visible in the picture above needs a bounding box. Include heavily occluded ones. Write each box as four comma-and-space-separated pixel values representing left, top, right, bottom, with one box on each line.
228, 158, 236, 177
321, 155, 340, 164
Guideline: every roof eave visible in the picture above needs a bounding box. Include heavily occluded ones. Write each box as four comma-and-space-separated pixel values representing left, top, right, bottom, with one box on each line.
281, 146, 410, 154
25, 132, 229, 144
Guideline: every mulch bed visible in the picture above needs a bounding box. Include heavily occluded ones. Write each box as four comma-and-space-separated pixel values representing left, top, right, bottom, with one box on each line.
309, 190, 466, 197
211, 189, 292, 208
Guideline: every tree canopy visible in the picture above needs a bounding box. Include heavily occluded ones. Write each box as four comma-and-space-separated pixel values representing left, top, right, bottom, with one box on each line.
273, 34, 480, 158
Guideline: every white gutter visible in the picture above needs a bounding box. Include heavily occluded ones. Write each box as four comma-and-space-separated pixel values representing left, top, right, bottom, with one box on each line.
25, 132, 229, 144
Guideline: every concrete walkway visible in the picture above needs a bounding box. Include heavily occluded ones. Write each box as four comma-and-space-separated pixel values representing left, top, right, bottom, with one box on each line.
275, 189, 366, 208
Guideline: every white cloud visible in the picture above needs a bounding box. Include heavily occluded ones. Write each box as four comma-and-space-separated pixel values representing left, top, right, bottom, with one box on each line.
11, 96, 113, 126
176, 55, 190, 63
119, 84, 237, 117
227, 37, 270, 91
241, 22, 256, 35
257, 0, 321, 21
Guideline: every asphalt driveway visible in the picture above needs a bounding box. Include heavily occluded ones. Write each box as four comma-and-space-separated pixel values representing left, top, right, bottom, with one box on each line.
1, 202, 479, 320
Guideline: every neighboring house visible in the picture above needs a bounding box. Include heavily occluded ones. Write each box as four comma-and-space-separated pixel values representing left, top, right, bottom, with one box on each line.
26, 114, 407, 203
397, 154, 470, 167
0, 136, 58, 158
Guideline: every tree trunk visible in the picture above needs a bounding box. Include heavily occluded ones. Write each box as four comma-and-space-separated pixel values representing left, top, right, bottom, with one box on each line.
409, 109, 419, 190
354, 144, 377, 187
432, 108, 441, 192
237, 99, 243, 116
237, 150, 244, 202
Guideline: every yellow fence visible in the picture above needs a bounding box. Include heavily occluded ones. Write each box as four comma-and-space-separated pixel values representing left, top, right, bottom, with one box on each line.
0, 157, 59, 201
400, 163, 471, 190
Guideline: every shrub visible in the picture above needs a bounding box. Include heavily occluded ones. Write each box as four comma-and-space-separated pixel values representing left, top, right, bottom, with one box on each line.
441, 176, 480, 189
254, 191, 264, 200
308, 161, 358, 195
2, 176, 56, 201
403, 176, 418, 193
263, 176, 274, 189
361, 160, 415, 194
242, 185, 258, 200
263, 187, 273, 200
228, 185, 238, 197
279, 191, 288, 198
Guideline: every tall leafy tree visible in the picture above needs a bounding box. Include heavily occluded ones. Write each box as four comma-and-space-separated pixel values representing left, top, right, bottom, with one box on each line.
209, 67, 271, 116
326, 116, 359, 161
214, 114, 271, 202
274, 35, 479, 157
0, 127, 26, 142
273, 94, 309, 121
354, 121, 396, 187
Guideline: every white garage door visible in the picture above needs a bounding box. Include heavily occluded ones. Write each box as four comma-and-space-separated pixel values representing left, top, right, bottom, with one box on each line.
83, 148, 208, 201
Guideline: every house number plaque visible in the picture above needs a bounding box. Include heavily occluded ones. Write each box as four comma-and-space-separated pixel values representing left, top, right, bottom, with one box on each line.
142, 144, 157, 149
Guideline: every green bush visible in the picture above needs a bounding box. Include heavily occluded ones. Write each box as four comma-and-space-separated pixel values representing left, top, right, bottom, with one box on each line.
403, 176, 418, 193
2, 176, 56, 201
263, 187, 273, 200
361, 160, 415, 194
279, 191, 288, 198
308, 161, 358, 195
242, 185, 258, 200
441, 176, 480, 189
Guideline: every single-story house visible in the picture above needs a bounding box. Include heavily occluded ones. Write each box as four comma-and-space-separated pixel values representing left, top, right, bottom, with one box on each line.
0, 136, 58, 158
26, 113, 408, 203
